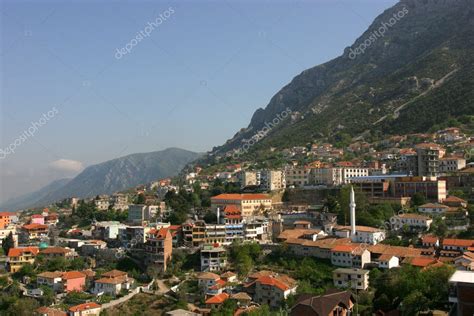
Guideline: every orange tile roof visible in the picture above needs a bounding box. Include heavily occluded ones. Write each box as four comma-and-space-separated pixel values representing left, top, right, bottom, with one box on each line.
68, 302, 100, 312
38, 271, 63, 279
197, 272, 220, 280
36, 307, 67, 316
368, 244, 423, 258
95, 275, 128, 285
278, 229, 322, 241
23, 223, 48, 230
61, 271, 86, 280
40, 247, 71, 255
421, 235, 439, 244
205, 293, 229, 304
443, 238, 474, 247
102, 269, 127, 278
211, 193, 270, 201
0, 212, 16, 217
444, 196, 467, 203
31, 214, 44, 218
331, 244, 367, 255
405, 257, 439, 268
257, 275, 294, 291
8, 247, 39, 257
415, 143, 442, 150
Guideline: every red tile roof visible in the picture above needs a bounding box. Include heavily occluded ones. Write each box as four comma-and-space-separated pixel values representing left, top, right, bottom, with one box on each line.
61, 271, 86, 280
331, 244, 367, 255
102, 269, 127, 278
421, 235, 439, 244
444, 196, 467, 203
257, 275, 293, 291
7, 247, 39, 257
68, 302, 100, 312
31, 214, 44, 218
0, 212, 16, 217
443, 238, 474, 247
205, 293, 229, 304
22, 223, 48, 230
40, 247, 71, 255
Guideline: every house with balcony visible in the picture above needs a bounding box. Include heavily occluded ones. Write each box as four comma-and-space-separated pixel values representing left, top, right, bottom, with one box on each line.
331, 244, 371, 269
251, 273, 297, 308
93, 270, 134, 296
200, 244, 227, 272
20, 223, 48, 242
145, 227, 172, 272
333, 268, 369, 290
37, 271, 63, 292
7, 247, 39, 273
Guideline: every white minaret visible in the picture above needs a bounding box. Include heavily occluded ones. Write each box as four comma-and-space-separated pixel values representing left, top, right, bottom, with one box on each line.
216, 207, 220, 224
350, 186, 356, 238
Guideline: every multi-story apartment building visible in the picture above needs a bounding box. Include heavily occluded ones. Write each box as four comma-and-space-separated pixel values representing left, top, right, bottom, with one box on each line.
192, 220, 207, 247
390, 213, 432, 231
145, 227, 173, 272
205, 224, 227, 245
285, 166, 310, 187
244, 217, 269, 242
127, 204, 160, 224
20, 223, 49, 242
440, 156, 466, 174
330, 244, 371, 269
111, 193, 129, 210
7, 247, 39, 273
200, 244, 227, 272
333, 268, 369, 290
394, 176, 447, 202
260, 170, 285, 191
94, 195, 110, 211
211, 194, 272, 218
239, 171, 259, 188
253, 274, 297, 308
416, 143, 443, 177
0, 212, 17, 229
221, 206, 244, 243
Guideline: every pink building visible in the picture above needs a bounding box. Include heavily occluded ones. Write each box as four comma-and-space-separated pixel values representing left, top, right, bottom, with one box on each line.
31, 214, 45, 225
61, 271, 86, 292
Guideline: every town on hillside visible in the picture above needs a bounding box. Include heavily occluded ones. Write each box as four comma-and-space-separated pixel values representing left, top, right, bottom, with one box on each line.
1, 128, 473, 315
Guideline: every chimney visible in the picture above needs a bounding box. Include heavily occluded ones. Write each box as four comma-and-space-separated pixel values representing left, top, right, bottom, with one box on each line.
350, 186, 356, 237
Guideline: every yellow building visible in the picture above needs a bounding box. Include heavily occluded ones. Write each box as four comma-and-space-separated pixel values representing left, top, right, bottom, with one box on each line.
7, 247, 39, 273
211, 194, 272, 218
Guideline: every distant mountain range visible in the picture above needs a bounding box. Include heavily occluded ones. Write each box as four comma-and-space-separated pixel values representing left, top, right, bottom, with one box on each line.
212, 0, 474, 157
1, 148, 201, 211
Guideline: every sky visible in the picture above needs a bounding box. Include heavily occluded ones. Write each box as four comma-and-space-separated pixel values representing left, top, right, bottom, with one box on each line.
0, 0, 398, 202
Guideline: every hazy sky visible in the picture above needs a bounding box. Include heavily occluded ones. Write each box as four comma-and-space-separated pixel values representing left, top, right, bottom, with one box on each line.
0, 0, 397, 202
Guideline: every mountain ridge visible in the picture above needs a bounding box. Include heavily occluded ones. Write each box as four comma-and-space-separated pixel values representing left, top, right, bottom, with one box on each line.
1, 147, 201, 211
210, 0, 474, 159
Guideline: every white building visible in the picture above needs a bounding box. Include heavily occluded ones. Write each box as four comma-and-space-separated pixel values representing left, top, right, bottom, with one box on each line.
200, 245, 227, 272
330, 244, 371, 269
333, 268, 369, 290
418, 203, 450, 215
127, 204, 160, 224
390, 213, 432, 231
376, 254, 400, 269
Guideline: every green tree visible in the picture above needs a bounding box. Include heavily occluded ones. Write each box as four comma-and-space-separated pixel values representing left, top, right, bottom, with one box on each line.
2, 232, 14, 256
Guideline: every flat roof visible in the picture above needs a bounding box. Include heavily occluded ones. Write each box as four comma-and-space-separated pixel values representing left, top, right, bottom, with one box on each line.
449, 271, 474, 284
